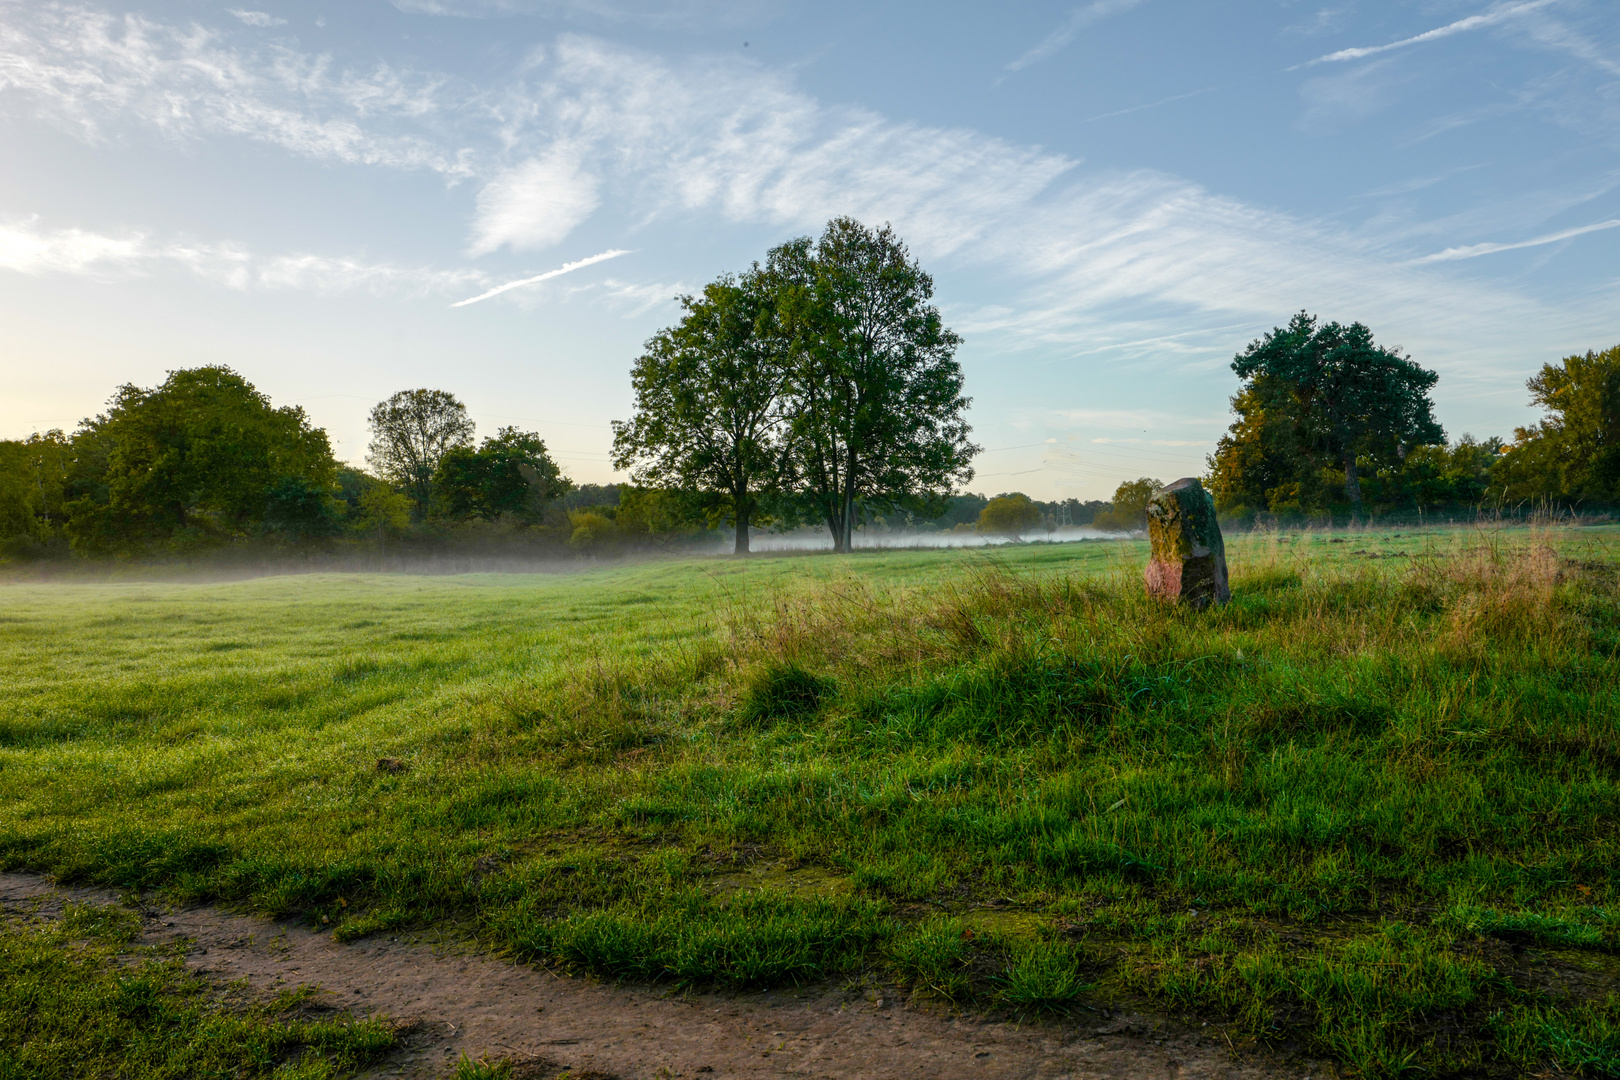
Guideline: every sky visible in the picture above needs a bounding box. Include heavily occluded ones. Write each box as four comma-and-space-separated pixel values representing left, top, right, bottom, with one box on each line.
1, 0, 1617, 500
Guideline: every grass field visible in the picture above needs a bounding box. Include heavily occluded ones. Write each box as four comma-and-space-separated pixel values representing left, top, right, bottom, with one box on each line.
3, 525, 1620, 1078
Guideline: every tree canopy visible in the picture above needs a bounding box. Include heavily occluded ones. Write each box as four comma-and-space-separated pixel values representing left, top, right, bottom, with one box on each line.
367, 389, 475, 512
977, 493, 1040, 538
436, 427, 573, 523
1212, 313, 1443, 516
612, 274, 790, 554
1495, 345, 1620, 504
67, 366, 337, 553
769, 218, 978, 552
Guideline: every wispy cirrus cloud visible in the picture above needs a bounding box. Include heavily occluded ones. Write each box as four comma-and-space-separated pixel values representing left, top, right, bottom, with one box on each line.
2, 7, 1611, 377
228, 10, 287, 28
1300, 0, 1562, 66
389, 0, 771, 24
0, 1, 474, 174
1413, 218, 1620, 262
1002, 0, 1148, 75
451, 248, 630, 306
0, 217, 490, 296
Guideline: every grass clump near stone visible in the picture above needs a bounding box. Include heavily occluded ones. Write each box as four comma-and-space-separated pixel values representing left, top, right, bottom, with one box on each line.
3, 524, 1620, 1076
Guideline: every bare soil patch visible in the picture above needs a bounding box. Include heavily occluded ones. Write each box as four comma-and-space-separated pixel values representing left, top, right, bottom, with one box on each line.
0, 873, 1315, 1080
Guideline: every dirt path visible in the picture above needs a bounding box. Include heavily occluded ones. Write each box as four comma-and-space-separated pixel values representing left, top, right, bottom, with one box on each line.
0, 873, 1316, 1080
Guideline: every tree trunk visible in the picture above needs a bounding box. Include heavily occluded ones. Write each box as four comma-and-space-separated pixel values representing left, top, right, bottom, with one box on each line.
840, 452, 858, 553
1343, 448, 1362, 510
733, 500, 750, 555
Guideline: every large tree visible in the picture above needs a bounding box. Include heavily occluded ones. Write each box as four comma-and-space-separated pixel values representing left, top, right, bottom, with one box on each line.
0, 431, 71, 551
770, 218, 978, 552
612, 273, 791, 554
1228, 313, 1442, 513
367, 389, 475, 511
435, 427, 573, 522
1494, 344, 1620, 503
66, 366, 336, 552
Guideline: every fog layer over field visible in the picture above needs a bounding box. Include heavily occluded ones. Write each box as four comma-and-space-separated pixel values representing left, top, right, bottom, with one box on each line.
727, 527, 1131, 553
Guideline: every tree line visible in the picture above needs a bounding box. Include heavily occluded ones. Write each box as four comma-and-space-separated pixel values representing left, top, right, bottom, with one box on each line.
0, 218, 984, 562
4, 242, 1615, 561
1204, 311, 1620, 523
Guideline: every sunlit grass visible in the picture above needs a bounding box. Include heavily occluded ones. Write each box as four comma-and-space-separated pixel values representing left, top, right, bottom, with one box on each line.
3, 524, 1619, 1076
0, 900, 397, 1079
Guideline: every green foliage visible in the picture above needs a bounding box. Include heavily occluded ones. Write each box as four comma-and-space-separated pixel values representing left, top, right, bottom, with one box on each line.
887, 919, 972, 999
740, 661, 833, 723
1440, 903, 1612, 948
976, 493, 1040, 538
1093, 477, 1160, 530
1212, 312, 1444, 513
452, 1056, 514, 1080
0, 901, 396, 1078
354, 483, 413, 537
767, 218, 979, 551
613, 218, 979, 554
1492, 999, 1620, 1077
997, 940, 1088, 1011
1496, 344, 1620, 504
0, 431, 71, 559
64, 366, 338, 554
612, 274, 790, 554
366, 388, 475, 511
1360, 434, 1502, 512
435, 427, 572, 523
264, 476, 344, 541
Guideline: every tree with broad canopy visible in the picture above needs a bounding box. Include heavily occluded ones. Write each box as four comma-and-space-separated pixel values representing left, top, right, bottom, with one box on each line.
66, 366, 336, 553
768, 218, 978, 553
612, 273, 791, 555
435, 427, 573, 523
367, 389, 475, 513
1228, 313, 1442, 513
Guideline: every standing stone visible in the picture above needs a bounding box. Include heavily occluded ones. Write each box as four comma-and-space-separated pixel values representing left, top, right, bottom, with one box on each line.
1143, 478, 1229, 609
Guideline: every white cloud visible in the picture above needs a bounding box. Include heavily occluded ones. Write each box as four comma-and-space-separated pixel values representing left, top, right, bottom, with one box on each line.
1521, 14, 1620, 78
451, 247, 629, 305
497, 36, 1074, 259
469, 147, 602, 254
0, 218, 147, 274
228, 10, 287, 28
442, 34, 1604, 388
2, 11, 1611, 390
1303, 0, 1561, 66
0, 216, 490, 296
1298, 59, 1408, 130
389, 0, 771, 25
0, 2, 473, 174
1413, 218, 1620, 262
1004, 0, 1148, 74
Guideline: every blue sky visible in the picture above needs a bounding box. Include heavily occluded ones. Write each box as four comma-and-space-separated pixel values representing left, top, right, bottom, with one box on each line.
2, 0, 1616, 499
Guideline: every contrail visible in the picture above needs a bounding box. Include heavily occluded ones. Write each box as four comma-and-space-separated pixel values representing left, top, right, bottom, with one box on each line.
1294, 0, 1559, 68
1413, 219, 1620, 263
451, 249, 631, 308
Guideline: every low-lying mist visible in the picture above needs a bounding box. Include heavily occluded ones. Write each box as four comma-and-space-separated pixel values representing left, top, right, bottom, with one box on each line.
727, 526, 1132, 553
1, 528, 1138, 585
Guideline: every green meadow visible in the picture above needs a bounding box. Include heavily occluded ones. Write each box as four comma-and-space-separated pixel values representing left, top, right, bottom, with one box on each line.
3, 526, 1620, 1078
